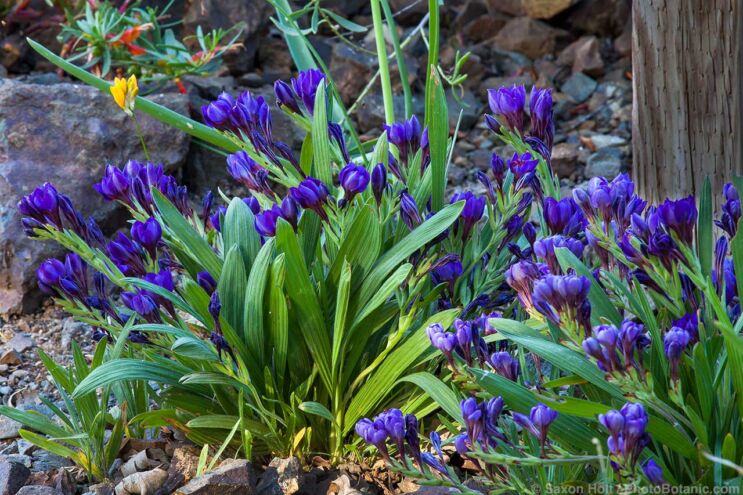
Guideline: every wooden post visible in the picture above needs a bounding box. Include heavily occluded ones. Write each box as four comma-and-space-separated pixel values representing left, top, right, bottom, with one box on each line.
632, 0, 743, 203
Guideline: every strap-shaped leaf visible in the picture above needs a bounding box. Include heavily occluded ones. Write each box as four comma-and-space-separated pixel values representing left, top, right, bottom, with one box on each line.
357, 202, 464, 306
400, 372, 462, 423
491, 318, 624, 399
73, 359, 188, 398
224, 197, 262, 270
268, 254, 289, 381
217, 246, 248, 340
470, 368, 598, 453
275, 220, 332, 392
152, 189, 222, 279
243, 239, 274, 367
311, 84, 332, 185
344, 309, 459, 433
426, 68, 448, 211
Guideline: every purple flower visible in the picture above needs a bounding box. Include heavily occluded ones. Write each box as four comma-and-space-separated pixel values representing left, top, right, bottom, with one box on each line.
642, 459, 666, 486
196, 271, 217, 295
403, 415, 421, 464
430, 254, 462, 294
243, 196, 261, 215
656, 196, 698, 244
107, 232, 146, 276
490, 351, 519, 381
529, 87, 553, 149
487, 85, 526, 133
543, 197, 585, 236
291, 69, 326, 116
201, 92, 235, 130
533, 235, 585, 273
450, 192, 485, 241
280, 197, 300, 230
210, 206, 227, 232
664, 326, 691, 382
255, 205, 283, 237
513, 403, 557, 455
371, 163, 387, 206
339, 163, 370, 203
532, 274, 591, 325
355, 418, 389, 457
618, 320, 649, 373
490, 153, 506, 189
716, 183, 740, 237
399, 190, 422, 230
505, 260, 547, 311
508, 152, 538, 180
384, 115, 422, 165
289, 177, 329, 221
232, 91, 272, 141
37, 259, 66, 293
672, 312, 699, 344
460, 397, 483, 442
131, 218, 162, 258
378, 408, 405, 458
121, 290, 161, 323
274, 80, 300, 114
426, 323, 457, 366
227, 151, 272, 196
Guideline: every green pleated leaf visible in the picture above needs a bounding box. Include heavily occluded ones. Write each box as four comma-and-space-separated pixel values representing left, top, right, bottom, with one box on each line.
312, 84, 332, 186
217, 246, 248, 339
223, 197, 262, 269
344, 309, 459, 434
73, 360, 188, 398
492, 318, 623, 399
328, 206, 380, 284
697, 177, 713, 277
299, 401, 337, 424
400, 372, 462, 423
268, 254, 289, 381
274, 220, 332, 392
426, 68, 448, 211
470, 369, 598, 453
152, 189, 222, 279
357, 202, 463, 306
243, 239, 274, 366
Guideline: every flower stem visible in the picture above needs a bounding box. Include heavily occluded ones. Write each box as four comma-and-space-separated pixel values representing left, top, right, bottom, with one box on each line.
370, 0, 395, 125
132, 116, 151, 162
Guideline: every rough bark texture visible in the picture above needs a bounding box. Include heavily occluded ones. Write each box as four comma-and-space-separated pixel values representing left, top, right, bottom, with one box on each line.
632, 0, 742, 203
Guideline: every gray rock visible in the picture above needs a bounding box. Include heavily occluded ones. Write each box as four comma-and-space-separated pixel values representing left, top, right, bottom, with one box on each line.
0, 460, 30, 495
0, 78, 190, 315
60, 320, 88, 351
83, 483, 114, 495
6, 334, 34, 353
584, 147, 624, 179
590, 134, 627, 149
31, 450, 73, 472
15, 488, 61, 495
561, 73, 598, 103
175, 459, 256, 495
0, 455, 32, 468
15, 440, 35, 456
0, 416, 22, 440
257, 457, 302, 495
329, 42, 376, 107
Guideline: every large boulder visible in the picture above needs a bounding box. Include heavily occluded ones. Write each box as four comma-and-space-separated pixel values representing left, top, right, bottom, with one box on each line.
0, 78, 190, 315
182, 0, 272, 74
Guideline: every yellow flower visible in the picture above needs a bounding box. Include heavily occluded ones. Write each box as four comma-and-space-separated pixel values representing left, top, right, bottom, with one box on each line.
110, 75, 138, 115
